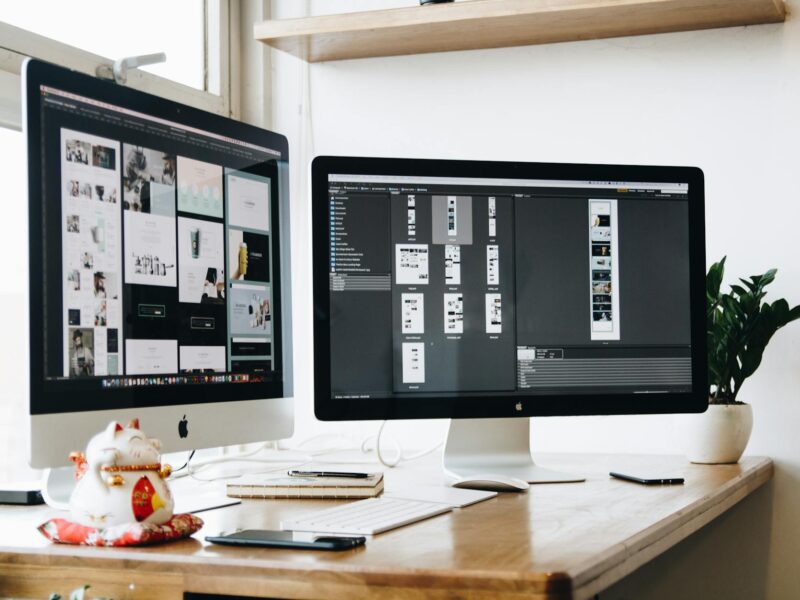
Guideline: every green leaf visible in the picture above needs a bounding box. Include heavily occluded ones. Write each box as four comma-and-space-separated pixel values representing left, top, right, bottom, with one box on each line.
706, 263, 799, 400
707, 258, 726, 301
760, 268, 778, 287
789, 305, 800, 322
729, 284, 748, 297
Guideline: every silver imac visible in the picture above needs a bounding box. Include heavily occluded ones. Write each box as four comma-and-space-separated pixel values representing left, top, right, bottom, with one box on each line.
24, 59, 293, 505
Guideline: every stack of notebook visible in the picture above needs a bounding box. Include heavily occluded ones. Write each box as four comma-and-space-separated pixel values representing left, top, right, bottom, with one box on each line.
227, 473, 384, 500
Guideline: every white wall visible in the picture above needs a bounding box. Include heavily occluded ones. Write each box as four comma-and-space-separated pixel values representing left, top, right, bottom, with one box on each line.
271, 1, 800, 597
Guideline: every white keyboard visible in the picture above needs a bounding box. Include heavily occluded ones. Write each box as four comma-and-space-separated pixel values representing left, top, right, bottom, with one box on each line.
281, 497, 453, 535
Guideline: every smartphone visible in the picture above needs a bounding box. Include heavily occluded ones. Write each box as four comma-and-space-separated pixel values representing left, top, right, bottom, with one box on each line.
205, 529, 366, 551
610, 471, 685, 485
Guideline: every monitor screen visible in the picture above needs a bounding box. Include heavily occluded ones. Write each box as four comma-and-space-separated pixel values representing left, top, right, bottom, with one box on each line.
312, 159, 706, 419
28, 63, 286, 414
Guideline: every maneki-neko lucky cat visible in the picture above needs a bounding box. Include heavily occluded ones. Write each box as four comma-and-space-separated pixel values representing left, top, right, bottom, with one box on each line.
68, 419, 174, 528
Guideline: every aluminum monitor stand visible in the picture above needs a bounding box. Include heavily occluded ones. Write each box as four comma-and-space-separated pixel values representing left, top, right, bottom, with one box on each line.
443, 418, 585, 483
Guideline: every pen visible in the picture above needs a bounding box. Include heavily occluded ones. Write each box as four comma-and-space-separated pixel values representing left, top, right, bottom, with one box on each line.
288, 470, 370, 479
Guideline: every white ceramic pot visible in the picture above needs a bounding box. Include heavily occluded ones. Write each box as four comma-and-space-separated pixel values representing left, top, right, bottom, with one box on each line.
681, 402, 753, 464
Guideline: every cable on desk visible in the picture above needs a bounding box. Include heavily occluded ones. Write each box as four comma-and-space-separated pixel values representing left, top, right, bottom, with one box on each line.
168, 422, 445, 480
171, 450, 195, 474
361, 420, 444, 468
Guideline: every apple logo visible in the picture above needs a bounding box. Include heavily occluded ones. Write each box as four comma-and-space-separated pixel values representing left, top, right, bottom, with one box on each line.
178, 415, 189, 438
515, 401, 523, 412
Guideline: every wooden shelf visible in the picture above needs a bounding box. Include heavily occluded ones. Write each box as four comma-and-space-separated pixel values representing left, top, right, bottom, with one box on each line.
254, 0, 786, 63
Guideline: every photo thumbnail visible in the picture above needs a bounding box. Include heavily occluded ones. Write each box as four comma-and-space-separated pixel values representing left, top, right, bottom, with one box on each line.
65, 138, 90, 165
178, 156, 223, 218
92, 144, 116, 170
592, 282, 612, 294
592, 270, 611, 282
123, 145, 176, 215
66, 215, 80, 233
68, 328, 95, 376
93, 271, 118, 299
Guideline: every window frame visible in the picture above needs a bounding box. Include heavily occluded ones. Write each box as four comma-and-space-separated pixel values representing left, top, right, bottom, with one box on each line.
0, 0, 237, 130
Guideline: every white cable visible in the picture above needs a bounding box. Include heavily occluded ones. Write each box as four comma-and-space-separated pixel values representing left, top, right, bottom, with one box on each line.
184, 449, 315, 483
362, 421, 444, 468
186, 457, 312, 483
175, 419, 446, 480
177, 441, 271, 470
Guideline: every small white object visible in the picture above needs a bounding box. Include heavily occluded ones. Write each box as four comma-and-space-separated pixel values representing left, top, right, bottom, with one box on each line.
69, 420, 174, 528
281, 497, 452, 535
679, 402, 753, 464
450, 473, 530, 492
96, 53, 167, 85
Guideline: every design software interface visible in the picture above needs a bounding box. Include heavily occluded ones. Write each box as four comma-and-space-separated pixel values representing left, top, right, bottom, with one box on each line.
39, 85, 280, 388
327, 174, 692, 399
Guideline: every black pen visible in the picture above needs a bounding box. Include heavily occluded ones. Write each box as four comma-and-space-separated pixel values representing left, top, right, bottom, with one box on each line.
288, 470, 370, 479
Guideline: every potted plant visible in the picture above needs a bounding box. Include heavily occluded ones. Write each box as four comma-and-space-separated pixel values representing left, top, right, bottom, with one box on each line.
683, 257, 800, 463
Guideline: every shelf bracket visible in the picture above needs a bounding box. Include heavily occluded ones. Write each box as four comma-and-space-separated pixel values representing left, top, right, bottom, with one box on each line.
96, 52, 166, 85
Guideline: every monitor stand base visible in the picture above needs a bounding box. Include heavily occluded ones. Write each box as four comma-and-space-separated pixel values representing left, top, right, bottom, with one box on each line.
42, 467, 75, 510
442, 418, 585, 484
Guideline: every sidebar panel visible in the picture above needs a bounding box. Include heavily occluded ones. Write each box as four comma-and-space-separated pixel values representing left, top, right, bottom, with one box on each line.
329, 193, 394, 396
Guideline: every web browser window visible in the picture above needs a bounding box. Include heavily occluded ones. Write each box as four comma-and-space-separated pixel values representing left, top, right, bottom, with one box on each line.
326, 174, 692, 399
40, 85, 281, 389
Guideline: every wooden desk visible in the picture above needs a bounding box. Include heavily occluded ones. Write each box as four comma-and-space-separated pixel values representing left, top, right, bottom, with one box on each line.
0, 453, 772, 600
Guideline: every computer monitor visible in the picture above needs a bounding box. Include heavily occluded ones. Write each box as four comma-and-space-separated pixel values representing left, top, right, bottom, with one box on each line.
24, 59, 293, 502
312, 156, 706, 482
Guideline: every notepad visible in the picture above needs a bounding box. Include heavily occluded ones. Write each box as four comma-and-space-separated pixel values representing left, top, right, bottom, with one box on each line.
227, 473, 384, 499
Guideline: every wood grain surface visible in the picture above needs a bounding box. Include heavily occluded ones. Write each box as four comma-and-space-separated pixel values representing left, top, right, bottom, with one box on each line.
0, 453, 772, 600
254, 0, 786, 62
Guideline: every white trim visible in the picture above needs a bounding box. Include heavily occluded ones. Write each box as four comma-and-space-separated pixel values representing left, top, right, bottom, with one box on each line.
0, 67, 21, 130
206, 0, 228, 98
232, 0, 272, 127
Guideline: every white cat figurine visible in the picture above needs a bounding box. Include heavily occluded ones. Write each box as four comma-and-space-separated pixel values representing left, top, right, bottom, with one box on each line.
69, 419, 174, 528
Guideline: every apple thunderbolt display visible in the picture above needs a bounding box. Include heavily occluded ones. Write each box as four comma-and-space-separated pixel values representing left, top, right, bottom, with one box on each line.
24, 60, 293, 503
312, 157, 707, 482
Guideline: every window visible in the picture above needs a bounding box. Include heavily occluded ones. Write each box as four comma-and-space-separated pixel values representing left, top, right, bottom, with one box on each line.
0, 0, 232, 128
0, 0, 238, 483
0, 1, 207, 91
0, 127, 36, 482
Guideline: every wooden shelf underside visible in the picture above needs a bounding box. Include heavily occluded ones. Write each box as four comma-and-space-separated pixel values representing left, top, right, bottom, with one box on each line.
254, 0, 786, 63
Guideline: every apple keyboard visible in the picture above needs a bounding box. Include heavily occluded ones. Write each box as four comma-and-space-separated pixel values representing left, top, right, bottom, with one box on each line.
281, 497, 453, 535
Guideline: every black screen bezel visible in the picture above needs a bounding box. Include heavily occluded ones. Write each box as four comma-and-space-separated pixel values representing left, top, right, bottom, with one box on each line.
312, 155, 707, 421
26, 59, 288, 415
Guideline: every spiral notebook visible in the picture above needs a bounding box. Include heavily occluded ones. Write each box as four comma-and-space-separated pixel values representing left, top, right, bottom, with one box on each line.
227, 473, 384, 499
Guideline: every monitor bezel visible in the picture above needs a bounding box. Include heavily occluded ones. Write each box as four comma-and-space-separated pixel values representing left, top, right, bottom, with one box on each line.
312, 155, 708, 421
26, 59, 289, 415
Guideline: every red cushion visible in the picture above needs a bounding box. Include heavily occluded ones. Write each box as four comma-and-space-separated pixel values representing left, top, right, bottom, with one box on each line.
38, 513, 203, 546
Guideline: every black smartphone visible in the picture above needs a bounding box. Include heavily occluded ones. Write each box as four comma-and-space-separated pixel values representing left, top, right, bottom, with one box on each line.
610, 471, 685, 485
205, 530, 366, 551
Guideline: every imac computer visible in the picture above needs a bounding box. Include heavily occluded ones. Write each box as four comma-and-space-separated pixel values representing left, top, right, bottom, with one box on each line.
24, 59, 293, 503
312, 156, 706, 483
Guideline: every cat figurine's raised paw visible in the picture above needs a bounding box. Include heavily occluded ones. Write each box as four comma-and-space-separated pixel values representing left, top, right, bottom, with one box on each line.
69, 419, 174, 528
